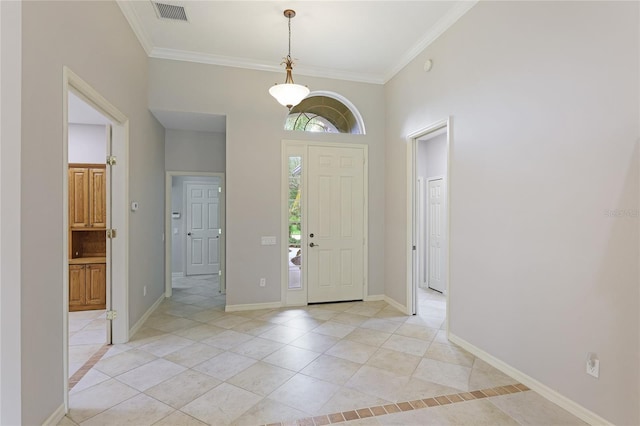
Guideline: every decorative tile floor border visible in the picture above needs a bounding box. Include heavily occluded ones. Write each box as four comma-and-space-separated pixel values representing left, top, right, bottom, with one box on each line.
263, 384, 531, 426
68, 344, 110, 390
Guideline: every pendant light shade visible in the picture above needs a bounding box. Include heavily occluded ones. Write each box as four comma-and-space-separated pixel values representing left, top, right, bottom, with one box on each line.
269, 9, 309, 109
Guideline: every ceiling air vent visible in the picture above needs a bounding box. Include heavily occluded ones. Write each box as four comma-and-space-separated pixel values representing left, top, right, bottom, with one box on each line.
153, 2, 188, 22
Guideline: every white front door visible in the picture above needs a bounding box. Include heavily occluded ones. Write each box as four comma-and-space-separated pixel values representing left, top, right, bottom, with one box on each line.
186, 182, 220, 276
428, 178, 445, 293
307, 146, 365, 303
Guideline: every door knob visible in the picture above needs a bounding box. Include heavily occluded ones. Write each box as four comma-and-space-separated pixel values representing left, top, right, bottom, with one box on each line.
309, 242, 319, 247
309, 233, 314, 238
187, 232, 192, 236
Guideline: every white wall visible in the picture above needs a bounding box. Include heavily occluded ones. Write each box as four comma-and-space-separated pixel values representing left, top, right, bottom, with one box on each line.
418, 133, 446, 181
384, 2, 639, 424
0, 1, 22, 423
68, 123, 107, 164
20, 2, 165, 423
149, 60, 386, 306
165, 129, 225, 172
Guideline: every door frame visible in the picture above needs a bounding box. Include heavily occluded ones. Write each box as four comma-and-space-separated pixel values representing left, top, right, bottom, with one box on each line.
165, 172, 226, 297
280, 140, 369, 306
406, 118, 451, 325
63, 67, 130, 410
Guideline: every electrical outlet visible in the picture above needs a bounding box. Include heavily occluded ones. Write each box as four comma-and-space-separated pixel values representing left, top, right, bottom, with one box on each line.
143, 285, 147, 296
259, 278, 266, 287
586, 353, 599, 378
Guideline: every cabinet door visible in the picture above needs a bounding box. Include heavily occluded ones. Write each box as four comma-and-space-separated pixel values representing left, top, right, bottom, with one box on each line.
85, 263, 106, 307
89, 168, 107, 228
69, 168, 89, 228
69, 265, 86, 307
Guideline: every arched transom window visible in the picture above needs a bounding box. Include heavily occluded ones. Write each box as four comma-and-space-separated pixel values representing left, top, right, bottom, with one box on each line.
284, 93, 365, 135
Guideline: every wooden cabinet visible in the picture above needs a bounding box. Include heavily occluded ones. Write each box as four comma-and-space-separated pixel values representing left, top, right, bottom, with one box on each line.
69, 164, 107, 311
69, 165, 106, 229
69, 262, 106, 311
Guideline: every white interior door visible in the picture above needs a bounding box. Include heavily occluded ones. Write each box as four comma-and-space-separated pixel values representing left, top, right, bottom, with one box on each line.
186, 182, 220, 276
417, 177, 428, 288
428, 178, 445, 292
307, 146, 365, 303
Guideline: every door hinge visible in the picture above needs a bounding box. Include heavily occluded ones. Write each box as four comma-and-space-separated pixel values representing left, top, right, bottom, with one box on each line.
218, 270, 222, 276
106, 310, 117, 320
218, 186, 222, 193
218, 229, 222, 235
106, 155, 117, 166
106, 229, 117, 239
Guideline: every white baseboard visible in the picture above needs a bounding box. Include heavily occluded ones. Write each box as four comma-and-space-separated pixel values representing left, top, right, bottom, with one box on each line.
128, 293, 165, 339
42, 403, 65, 426
225, 301, 282, 312
364, 294, 384, 302
448, 333, 612, 426
383, 295, 407, 313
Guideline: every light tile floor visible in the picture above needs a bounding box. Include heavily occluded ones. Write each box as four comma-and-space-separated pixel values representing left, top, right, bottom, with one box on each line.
69, 309, 108, 380
59, 278, 586, 425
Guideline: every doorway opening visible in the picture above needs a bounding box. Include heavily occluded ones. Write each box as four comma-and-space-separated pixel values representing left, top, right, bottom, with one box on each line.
407, 119, 450, 331
281, 141, 368, 307
63, 67, 129, 411
165, 172, 226, 304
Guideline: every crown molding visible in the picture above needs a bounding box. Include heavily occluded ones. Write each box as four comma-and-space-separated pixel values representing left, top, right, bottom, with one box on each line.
116, 0, 153, 55
149, 47, 386, 85
383, 0, 478, 83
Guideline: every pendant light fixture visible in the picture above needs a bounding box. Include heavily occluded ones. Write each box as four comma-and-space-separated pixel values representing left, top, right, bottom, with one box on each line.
269, 9, 309, 110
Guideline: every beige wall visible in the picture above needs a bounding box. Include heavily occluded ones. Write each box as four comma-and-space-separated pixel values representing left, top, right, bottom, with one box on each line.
0, 1, 23, 423
384, 1, 639, 424
165, 129, 226, 172
149, 60, 386, 306
20, 2, 165, 423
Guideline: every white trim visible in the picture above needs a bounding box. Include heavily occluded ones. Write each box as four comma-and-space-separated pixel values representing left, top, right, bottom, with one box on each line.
150, 47, 385, 85
165, 172, 226, 298
116, 1, 153, 55
225, 302, 282, 312
449, 333, 613, 426
384, 1, 478, 82
42, 403, 65, 426
129, 294, 164, 338
383, 295, 407, 314
304, 90, 367, 135
406, 119, 451, 325
364, 294, 384, 302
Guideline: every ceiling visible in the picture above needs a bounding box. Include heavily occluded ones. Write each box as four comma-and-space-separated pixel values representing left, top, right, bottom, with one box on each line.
115, 1, 476, 133
118, 0, 477, 85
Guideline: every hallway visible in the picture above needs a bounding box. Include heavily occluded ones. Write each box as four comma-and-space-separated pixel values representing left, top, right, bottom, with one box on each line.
60, 279, 585, 425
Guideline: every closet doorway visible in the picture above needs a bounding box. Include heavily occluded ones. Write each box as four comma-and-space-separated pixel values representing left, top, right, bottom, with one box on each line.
408, 119, 450, 325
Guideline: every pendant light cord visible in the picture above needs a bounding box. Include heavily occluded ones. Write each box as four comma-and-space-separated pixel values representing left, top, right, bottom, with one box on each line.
287, 14, 292, 60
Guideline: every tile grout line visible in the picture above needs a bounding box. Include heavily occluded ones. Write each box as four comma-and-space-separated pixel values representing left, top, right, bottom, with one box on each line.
263, 383, 531, 426
68, 344, 111, 390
